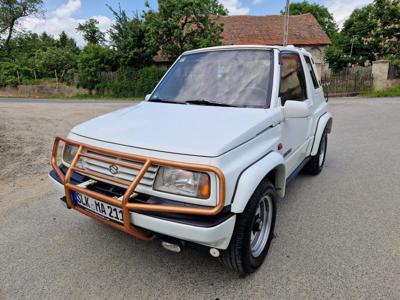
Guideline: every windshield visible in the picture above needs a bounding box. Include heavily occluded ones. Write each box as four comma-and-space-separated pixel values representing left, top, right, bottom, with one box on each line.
150, 50, 273, 108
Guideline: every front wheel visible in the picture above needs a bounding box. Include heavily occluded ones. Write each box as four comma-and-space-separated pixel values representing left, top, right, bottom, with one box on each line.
220, 179, 276, 274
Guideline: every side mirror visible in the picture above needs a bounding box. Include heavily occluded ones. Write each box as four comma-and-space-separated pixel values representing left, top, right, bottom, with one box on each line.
283, 100, 310, 118
145, 94, 151, 101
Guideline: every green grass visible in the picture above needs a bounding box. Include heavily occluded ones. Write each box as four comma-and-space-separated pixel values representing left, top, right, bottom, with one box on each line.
361, 85, 400, 97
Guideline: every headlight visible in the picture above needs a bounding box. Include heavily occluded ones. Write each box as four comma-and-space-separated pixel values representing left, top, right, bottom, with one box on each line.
154, 167, 210, 199
63, 144, 78, 165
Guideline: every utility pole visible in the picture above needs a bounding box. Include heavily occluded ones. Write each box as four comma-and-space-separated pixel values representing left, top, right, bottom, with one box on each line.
283, 0, 290, 46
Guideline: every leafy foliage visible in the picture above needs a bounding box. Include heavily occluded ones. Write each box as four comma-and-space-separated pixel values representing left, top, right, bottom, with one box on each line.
325, 0, 400, 71
2, 0, 396, 95
108, 5, 155, 71
0, 61, 30, 86
95, 80, 136, 97
95, 66, 166, 97
144, 0, 227, 61
76, 18, 105, 45
0, 0, 227, 94
0, 0, 43, 49
77, 44, 116, 92
0, 31, 80, 84
363, 0, 400, 61
57, 31, 79, 52
282, 0, 337, 38
34, 47, 77, 79
135, 66, 167, 95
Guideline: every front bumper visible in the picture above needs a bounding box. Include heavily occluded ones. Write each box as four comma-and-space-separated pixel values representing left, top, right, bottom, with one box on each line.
49, 172, 235, 249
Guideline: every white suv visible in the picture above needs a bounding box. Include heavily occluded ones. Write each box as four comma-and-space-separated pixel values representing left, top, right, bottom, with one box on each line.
49, 45, 332, 273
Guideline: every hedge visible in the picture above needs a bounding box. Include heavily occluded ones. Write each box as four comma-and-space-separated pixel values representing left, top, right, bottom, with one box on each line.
95, 66, 166, 97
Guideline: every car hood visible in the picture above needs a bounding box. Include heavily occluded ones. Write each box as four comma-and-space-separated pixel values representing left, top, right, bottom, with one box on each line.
71, 102, 276, 157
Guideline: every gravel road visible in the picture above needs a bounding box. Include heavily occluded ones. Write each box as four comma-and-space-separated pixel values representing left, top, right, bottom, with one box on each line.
1, 98, 399, 299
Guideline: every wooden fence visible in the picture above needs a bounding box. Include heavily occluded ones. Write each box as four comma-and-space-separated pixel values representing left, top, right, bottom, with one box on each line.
321, 66, 373, 97
388, 63, 400, 80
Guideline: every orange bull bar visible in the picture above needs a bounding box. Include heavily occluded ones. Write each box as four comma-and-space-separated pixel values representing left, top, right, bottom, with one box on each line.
51, 136, 226, 240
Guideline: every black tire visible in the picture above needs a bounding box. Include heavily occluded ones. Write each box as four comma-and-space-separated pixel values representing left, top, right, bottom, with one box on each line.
304, 132, 328, 175
220, 179, 276, 274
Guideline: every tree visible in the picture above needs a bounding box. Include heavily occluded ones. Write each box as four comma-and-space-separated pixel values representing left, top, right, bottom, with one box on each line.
108, 5, 155, 72
363, 0, 400, 61
34, 47, 77, 80
0, 0, 43, 50
58, 31, 79, 53
76, 18, 105, 45
281, 0, 337, 38
0, 30, 81, 83
0, 32, 57, 65
58, 31, 68, 48
77, 44, 116, 93
0, 61, 31, 86
324, 5, 374, 71
325, 0, 400, 71
144, 0, 227, 61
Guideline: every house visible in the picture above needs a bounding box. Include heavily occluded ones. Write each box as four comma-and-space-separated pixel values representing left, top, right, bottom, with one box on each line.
218, 13, 331, 74
154, 13, 331, 74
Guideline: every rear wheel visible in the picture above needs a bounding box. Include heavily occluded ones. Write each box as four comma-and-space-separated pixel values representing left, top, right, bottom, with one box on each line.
304, 132, 327, 175
220, 179, 276, 274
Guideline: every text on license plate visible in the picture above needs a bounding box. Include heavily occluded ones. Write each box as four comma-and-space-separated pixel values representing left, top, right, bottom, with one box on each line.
72, 192, 123, 224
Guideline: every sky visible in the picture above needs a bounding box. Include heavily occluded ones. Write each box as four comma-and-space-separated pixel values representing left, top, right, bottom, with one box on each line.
20, 0, 374, 46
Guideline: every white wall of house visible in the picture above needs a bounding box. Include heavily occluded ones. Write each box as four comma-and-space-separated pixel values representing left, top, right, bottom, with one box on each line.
301, 45, 329, 77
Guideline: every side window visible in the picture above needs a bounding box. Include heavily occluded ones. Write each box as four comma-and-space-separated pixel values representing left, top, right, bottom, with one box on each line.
279, 53, 307, 103
304, 56, 320, 89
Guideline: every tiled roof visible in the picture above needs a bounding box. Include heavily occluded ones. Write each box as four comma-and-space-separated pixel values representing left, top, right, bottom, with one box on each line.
218, 13, 331, 46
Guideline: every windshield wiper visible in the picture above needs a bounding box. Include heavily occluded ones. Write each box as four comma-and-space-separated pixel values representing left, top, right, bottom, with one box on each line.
148, 98, 184, 105
185, 99, 238, 107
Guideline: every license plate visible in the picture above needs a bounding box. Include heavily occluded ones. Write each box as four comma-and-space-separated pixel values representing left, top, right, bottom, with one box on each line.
71, 191, 123, 224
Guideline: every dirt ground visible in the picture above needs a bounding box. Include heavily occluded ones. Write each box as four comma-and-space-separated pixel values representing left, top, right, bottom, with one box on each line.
1, 98, 399, 299
0, 100, 132, 214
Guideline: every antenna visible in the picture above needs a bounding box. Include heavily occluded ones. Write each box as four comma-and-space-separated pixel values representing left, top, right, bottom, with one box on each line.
283, 0, 290, 46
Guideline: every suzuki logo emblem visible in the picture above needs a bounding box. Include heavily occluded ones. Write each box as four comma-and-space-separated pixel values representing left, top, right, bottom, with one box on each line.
109, 164, 119, 175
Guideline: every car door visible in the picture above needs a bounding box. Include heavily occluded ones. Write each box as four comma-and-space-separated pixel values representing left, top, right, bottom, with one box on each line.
303, 54, 325, 113
279, 52, 313, 176
302, 54, 330, 151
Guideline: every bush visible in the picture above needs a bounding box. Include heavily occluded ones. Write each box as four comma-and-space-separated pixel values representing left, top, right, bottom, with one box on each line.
95, 80, 136, 97
77, 44, 116, 93
135, 66, 167, 96
64, 69, 77, 85
0, 62, 33, 87
0, 74, 19, 87
95, 66, 166, 97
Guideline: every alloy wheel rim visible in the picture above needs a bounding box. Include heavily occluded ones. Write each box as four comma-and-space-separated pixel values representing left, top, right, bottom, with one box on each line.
250, 194, 273, 257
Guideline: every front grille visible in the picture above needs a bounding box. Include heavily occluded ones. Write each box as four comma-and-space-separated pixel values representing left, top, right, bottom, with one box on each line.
52, 136, 225, 230
81, 150, 158, 188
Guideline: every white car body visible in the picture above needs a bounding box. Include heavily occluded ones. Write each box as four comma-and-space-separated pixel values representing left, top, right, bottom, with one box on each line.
49, 45, 332, 252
